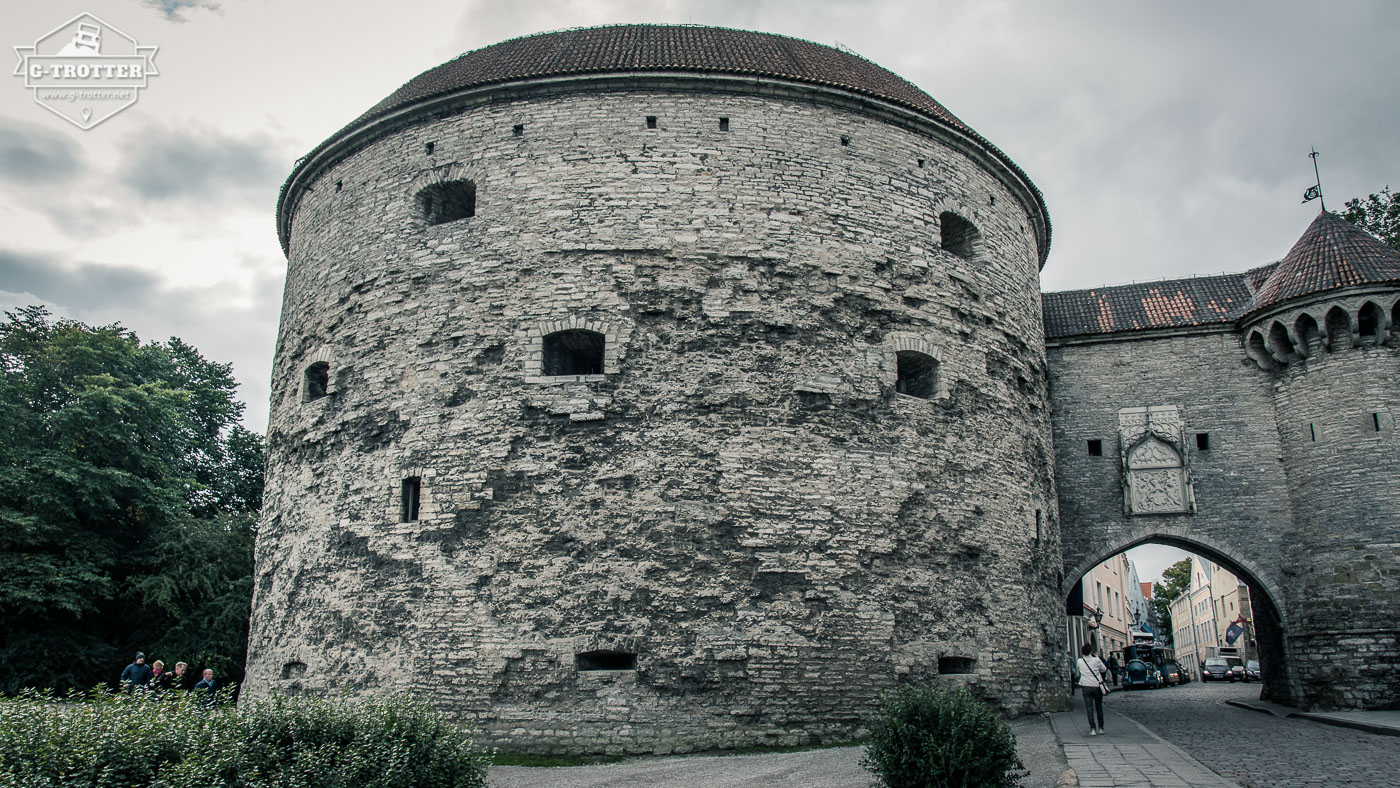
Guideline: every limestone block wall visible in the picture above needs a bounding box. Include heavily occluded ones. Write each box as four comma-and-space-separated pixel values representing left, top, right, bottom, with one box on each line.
1268, 335, 1400, 710
1046, 331, 1297, 702
248, 86, 1061, 753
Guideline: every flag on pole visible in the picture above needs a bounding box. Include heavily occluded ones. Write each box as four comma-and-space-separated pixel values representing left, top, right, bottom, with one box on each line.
1225, 621, 1245, 645
1303, 185, 1321, 203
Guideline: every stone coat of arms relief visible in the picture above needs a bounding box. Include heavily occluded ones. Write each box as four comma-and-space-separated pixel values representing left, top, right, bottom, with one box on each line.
1118, 405, 1196, 515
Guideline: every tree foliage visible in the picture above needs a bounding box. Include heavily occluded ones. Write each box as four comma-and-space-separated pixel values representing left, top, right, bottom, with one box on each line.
1341, 186, 1400, 252
0, 306, 263, 693
1148, 558, 1192, 646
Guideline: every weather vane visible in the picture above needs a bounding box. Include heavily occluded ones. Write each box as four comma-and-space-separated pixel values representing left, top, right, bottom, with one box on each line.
1302, 147, 1326, 211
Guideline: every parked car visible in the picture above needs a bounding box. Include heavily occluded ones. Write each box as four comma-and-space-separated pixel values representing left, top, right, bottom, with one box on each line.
1201, 658, 1232, 682
1158, 661, 1183, 686
1244, 660, 1261, 682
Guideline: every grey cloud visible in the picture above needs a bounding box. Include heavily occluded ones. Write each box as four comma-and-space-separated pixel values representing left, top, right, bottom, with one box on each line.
0, 118, 85, 184
114, 123, 288, 207
141, 0, 221, 22
0, 248, 283, 429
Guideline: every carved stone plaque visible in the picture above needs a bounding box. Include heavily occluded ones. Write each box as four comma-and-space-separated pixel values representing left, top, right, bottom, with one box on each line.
1118, 406, 1195, 515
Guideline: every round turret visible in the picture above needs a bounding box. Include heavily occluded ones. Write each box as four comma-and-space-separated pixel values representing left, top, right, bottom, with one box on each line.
249, 24, 1062, 753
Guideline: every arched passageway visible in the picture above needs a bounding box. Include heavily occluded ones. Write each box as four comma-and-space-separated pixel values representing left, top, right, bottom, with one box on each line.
1062, 533, 1292, 707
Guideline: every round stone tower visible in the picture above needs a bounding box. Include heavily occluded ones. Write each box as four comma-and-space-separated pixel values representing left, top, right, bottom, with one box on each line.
1240, 211, 1400, 710
249, 24, 1059, 753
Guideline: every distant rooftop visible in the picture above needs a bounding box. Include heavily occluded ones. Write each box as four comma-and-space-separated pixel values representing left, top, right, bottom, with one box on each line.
1044, 211, 1400, 340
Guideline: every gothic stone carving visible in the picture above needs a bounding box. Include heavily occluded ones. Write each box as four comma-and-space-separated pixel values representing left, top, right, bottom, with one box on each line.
1118, 405, 1195, 515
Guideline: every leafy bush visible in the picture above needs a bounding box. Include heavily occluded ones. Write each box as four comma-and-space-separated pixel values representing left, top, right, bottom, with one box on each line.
861, 682, 1025, 788
0, 688, 490, 787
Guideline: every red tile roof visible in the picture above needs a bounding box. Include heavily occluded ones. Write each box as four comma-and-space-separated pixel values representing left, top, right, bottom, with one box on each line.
1245, 211, 1400, 315
1043, 273, 1254, 340
361, 25, 970, 133
1044, 212, 1400, 340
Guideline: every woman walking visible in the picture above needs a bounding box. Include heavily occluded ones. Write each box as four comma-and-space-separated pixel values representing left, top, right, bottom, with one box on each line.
1077, 642, 1109, 736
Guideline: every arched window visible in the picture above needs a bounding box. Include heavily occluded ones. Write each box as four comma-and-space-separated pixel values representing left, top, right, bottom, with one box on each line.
303, 361, 329, 401
1324, 305, 1352, 350
1266, 321, 1297, 363
542, 329, 604, 376
1358, 301, 1383, 343
895, 350, 939, 399
1392, 300, 1400, 339
939, 212, 980, 260
417, 180, 476, 225
1293, 313, 1322, 356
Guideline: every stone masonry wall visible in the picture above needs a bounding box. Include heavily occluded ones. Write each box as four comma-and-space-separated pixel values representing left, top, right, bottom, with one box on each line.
1046, 331, 1298, 702
248, 87, 1063, 753
1269, 338, 1400, 710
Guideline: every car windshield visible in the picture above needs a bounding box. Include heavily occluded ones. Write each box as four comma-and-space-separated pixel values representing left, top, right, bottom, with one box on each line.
1247, 661, 1260, 670
1204, 661, 1227, 669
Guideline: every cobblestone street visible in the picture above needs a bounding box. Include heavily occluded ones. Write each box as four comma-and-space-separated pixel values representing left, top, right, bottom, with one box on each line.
1105, 680, 1399, 786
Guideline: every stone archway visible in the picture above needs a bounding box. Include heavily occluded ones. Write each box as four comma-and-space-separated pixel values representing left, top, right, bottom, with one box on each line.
1062, 525, 1294, 706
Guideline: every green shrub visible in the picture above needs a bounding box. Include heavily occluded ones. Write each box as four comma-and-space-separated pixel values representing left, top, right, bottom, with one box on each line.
0, 688, 490, 787
861, 682, 1025, 788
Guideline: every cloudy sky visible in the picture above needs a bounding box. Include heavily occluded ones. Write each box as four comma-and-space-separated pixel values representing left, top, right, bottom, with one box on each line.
3, 1, 1395, 581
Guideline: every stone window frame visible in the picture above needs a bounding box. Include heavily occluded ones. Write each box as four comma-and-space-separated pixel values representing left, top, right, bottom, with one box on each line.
1118, 406, 1196, 516
407, 163, 483, 229
524, 317, 620, 383
387, 466, 435, 524
298, 347, 336, 404
886, 333, 947, 401
931, 199, 984, 263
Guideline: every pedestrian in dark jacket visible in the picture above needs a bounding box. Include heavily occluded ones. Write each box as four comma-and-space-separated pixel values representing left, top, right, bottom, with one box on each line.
150, 660, 170, 690
169, 661, 190, 691
120, 653, 153, 691
193, 669, 217, 706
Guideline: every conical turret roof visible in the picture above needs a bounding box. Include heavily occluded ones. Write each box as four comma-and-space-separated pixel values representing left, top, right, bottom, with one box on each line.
1247, 211, 1400, 315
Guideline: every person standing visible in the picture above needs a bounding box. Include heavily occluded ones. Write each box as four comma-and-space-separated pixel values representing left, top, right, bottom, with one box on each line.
150, 660, 170, 690
1106, 653, 1120, 686
120, 652, 153, 691
1076, 643, 1109, 736
169, 661, 190, 691
193, 668, 217, 706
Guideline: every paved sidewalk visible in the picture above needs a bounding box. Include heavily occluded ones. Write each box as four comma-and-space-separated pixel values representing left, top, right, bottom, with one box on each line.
1226, 696, 1400, 737
1052, 692, 1237, 787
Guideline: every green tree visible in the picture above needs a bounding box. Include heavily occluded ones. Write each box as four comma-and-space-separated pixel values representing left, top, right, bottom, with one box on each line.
0, 306, 263, 693
1148, 558, 1192, 647
1341, 186, 1400, 252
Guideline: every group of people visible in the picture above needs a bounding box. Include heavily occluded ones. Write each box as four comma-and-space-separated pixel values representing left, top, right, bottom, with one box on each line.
119, 652, 218, 700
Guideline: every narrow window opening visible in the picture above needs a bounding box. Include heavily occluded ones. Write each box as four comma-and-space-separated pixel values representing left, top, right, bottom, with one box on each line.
1358, 302, 1383, 341
840, 134, 850, 146
576, 650, 636, 671
418, 180, 476, 225
513, 124, 524, 137
645, 115, 657, 129
939, 212, 980, 260
1087, 439, 1102, 456
1196, 433, 1211, 451
334, 180, 342, 193
1309, 423, 1317, 442
917, 158, 925, 168
1035, 509, 1042, 542
1374, 413, 1382, 432
280, 661, 307, 680
938, 656, 976, 675
401, 477, 421, 522
424, 141, 435, 155
303, 361, 329, 402
895, 350, 938, 399
542, 329, 604, 376
989, 195, 996, 206
718, 117, 729, 132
